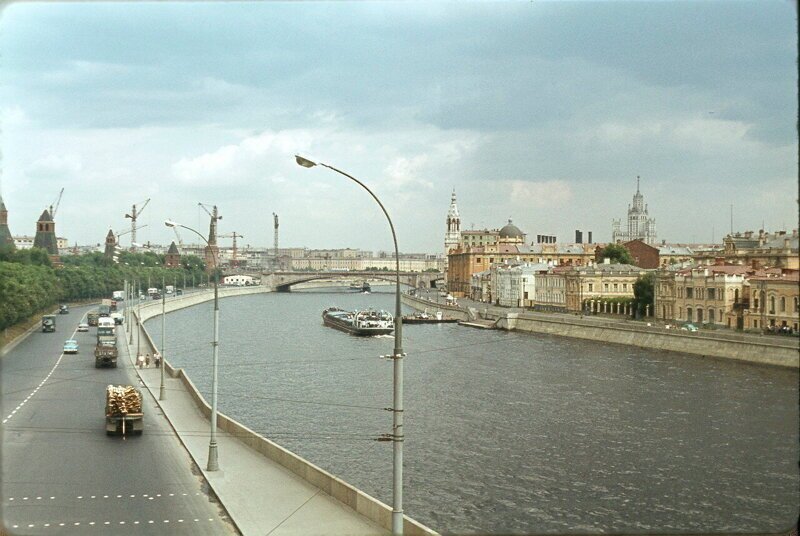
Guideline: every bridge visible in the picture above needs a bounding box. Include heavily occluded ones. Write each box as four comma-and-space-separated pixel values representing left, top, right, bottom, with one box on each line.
257, 270, 445, 292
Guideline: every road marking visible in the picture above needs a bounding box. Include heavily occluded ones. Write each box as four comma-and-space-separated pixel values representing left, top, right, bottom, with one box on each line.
2, 322, 80, 424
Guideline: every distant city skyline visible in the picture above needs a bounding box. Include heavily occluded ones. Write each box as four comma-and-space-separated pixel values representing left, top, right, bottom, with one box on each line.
1, 2, 796, 252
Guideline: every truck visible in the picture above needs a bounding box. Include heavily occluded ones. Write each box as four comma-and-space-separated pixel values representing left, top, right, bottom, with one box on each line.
87, 312, 100, 327
147, 287, 158, 296
165, 285, 174, 294
97, 319, 116, 346
98, 304, 111, 317
112, 290, 124, 301
101, 298, 117, 313
42, 315, 56, 332
105, 385, 143, 436
95, 343, 118, 368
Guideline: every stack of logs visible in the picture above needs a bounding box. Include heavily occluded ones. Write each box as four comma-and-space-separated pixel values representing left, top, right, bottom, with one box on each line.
106, 385, 142, 415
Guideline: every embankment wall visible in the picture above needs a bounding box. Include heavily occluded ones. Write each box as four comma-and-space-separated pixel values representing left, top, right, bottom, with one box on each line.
402, 294, 798, 368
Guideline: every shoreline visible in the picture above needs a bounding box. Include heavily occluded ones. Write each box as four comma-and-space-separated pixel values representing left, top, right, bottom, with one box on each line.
401, 293, 799, 369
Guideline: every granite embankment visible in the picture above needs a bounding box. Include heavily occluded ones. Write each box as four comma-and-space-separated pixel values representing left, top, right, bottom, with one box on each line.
402, 293, 798, 368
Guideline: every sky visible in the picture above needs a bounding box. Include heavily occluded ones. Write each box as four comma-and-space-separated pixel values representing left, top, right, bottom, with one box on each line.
1, 1, 797, 254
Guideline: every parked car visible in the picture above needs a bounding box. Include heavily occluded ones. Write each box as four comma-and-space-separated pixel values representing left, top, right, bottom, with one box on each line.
63, 339, 79, 354
59, 304, 69, 314
152, 293, 161, 300
680, 323, 699, 332
77, 323, 89, 332
176, 289, 183, 296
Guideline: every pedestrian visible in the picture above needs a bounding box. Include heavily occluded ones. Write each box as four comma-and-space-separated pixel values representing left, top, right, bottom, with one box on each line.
145, 353, 151, 367
137, 354, 144, 369
154, 352, 161, 368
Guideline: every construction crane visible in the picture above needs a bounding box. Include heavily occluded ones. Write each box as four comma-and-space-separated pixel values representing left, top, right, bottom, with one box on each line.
218, 232, 243, 268
273, 213, 279, 257
125, 198, 151, 252
50, 188, 64, 219
198, 203, 222, 245
171, 226, 184, 253
115, 224, 148, 245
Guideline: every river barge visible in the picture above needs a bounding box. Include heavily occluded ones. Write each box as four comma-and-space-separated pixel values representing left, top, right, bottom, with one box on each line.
322, 307, 394, 336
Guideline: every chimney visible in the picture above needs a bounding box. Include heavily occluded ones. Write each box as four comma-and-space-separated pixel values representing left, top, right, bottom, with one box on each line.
588, 231, 593, 244
575, 230, 583, 244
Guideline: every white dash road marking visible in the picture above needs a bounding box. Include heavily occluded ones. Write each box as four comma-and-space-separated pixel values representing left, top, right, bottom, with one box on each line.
3, 322, 80, 424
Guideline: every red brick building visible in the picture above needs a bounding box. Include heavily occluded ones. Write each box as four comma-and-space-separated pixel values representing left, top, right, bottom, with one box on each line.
623, 239, 660, 269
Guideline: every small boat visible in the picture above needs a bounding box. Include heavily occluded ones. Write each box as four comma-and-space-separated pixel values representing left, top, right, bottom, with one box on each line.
402, 311, 459, 324
349, 281, 371, 293
323, 307, 394, 336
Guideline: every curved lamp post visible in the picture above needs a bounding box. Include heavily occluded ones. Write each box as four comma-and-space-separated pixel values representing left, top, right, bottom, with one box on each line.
165, 219, 221, 472
295, 154, 405, 535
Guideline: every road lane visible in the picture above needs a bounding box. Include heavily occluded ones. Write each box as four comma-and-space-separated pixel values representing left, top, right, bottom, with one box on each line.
2, 304, 238, 535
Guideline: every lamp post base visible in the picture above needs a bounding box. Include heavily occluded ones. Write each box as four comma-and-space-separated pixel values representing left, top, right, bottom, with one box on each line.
159, 383, 166, 401
207, 442, 219, 472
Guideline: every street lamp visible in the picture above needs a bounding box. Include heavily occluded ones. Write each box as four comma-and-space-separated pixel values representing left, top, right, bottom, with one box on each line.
295, 154, 406, 535
166, 219, 221, 472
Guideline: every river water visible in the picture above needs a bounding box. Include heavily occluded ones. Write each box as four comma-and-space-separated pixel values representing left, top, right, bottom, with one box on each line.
147, 287, 799, 533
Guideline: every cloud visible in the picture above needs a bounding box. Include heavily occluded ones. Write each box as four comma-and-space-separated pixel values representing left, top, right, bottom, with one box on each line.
507, 180, 572, 208
26, 153, 83, 178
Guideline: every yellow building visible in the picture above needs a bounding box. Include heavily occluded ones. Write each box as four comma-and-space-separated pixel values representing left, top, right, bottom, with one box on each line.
742, 271, 799, 332
564, 262, 647, 313
671, 265, 751, 326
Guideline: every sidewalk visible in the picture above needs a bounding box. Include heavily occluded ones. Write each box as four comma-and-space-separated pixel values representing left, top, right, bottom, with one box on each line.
122, 327, 389, 536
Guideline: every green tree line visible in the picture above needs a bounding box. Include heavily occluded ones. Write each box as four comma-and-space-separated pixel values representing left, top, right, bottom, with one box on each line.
0, 246, 212, 330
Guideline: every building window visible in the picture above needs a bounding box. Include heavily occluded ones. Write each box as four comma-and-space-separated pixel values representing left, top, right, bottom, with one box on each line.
780, 297, 786, 312
613, 283, 618, 291
604, 283, 609, 291
770, 296, 776, 314
707, 288, 715, 300
795, 297, 799, 313
678, 288, 683, 298
623, 283, 628, 291
588, 283, 593, 292
686, 287, 693, 299
477, 258, 482, 263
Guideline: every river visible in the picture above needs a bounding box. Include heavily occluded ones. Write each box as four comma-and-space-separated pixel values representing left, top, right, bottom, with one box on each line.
146, 287, 799, 533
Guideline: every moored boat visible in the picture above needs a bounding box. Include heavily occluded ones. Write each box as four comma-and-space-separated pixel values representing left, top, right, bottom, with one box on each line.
322, 307, 394, 336
402, 311, 459, 324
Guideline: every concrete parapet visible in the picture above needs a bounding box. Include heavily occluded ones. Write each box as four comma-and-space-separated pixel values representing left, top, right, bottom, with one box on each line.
401, 293, 470, 320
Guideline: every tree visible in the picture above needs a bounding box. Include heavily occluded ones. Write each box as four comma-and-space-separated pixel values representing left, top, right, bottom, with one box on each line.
633, 272, 655, 314
599, 244, 634, 265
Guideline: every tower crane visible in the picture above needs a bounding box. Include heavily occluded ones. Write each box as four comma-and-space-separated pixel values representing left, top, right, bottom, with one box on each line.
125, 198, 151, 251
171, 225, 184, 253
50, 188, 65, 219
218, 232, 243, 268
115, 224, 149, 245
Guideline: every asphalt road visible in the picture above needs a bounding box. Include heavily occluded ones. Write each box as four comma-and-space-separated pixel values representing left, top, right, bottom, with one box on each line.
1, 304, 238, 535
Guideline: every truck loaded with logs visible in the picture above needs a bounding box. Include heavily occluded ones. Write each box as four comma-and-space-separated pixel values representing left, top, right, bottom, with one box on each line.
105, 385, 143, 436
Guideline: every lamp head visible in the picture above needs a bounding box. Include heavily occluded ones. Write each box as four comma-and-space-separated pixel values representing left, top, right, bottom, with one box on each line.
164, 220, 178, 228
295, 155, 317, 168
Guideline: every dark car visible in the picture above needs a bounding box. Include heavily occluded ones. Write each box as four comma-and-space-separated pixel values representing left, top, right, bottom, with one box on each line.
59, 304, 69, 314
152, 293, 161, 300
176, 289, 183, 296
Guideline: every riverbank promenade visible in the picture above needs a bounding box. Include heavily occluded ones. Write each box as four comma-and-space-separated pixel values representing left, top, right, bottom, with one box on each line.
122, 317, 391, 536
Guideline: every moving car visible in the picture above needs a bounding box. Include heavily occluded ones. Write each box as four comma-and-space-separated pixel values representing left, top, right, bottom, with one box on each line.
680, 323, 699, 332
63, 339, 79, 354
59, 304, 69, 314
77, 323, 89, 332
110, 312, 124, 325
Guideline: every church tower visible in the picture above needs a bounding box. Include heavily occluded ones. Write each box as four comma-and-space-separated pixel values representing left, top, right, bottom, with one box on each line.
33, 207, 61, 264
444, 189, 461, 256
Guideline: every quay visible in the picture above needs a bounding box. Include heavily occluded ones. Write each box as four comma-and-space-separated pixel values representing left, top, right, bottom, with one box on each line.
128, 287, 438, 536
403, 290, 799, 368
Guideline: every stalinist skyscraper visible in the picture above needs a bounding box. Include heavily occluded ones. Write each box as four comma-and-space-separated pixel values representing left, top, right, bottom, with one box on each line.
611, 176, 657, 245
